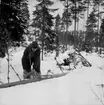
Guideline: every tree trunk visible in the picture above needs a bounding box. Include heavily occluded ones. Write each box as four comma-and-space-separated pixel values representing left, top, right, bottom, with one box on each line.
77, 13, 79, 35
87, 0, 89, 20
65, 0, 69, 50
97, 3, 100, 52
83, 11, 85, 31
42, 0, 45, 60
56, 31, 59, 57
74, 0, 77, 48
7, 50, 10, 83
0, 0, 1, 16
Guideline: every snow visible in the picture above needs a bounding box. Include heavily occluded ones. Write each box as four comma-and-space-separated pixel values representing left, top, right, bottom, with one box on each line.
56, 46, 76, 65
81, 52, 104, 68
0, 47, 104, 105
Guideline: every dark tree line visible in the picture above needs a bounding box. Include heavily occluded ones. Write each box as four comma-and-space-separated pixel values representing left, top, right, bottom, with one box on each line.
0, 0, 29, 57
55, 0, 104, 53
1, 0, 104, 58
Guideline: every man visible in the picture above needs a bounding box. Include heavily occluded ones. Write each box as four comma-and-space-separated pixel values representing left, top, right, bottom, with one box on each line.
21, 41, 41, 79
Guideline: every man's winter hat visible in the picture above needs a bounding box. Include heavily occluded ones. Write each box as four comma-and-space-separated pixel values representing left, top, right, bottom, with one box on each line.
32, 41, 38, 48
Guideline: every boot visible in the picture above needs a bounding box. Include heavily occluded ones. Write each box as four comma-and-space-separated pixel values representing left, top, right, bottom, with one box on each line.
23, 71, 31, 79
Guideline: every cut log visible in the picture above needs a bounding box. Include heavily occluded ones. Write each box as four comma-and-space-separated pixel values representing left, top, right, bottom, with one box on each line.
0, 72, 68, 89
77, 52, 92, 67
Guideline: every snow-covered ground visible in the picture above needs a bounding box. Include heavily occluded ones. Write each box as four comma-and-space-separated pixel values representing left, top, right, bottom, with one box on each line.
0, 47, 104, 105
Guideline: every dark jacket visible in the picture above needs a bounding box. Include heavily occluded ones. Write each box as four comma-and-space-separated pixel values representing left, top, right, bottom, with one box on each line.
22, 41, 40, 73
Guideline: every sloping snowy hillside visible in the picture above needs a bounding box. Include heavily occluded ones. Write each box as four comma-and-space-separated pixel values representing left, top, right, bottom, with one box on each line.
0, 48, 104, 105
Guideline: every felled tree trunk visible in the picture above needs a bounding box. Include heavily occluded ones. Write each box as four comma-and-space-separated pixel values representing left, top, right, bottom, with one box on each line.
76, 51, 92, 67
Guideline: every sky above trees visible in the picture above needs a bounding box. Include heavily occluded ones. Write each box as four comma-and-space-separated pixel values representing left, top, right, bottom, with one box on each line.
28, 0, 85, 30
27, 0, 103, 31
28, 0, 64, 19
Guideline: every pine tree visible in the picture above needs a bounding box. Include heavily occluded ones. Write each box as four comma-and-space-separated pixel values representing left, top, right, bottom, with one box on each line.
93, 0, 104, 32
54, 14, 62, 57
1, 0, 29, 41
100, 18, 104, 47
69, 0, 86, 35
58, 0, 86, 48
85, 9, 97, 41
86, 10, 97, 33
0, 0, 30, 57
20, 0, 30, 34
84, 8, 97, 52
100, 18, 104, 33
92, 0, 104, 51
84, 0, 92, 23
32, 0, 57, 60
62, 0, 72, 48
